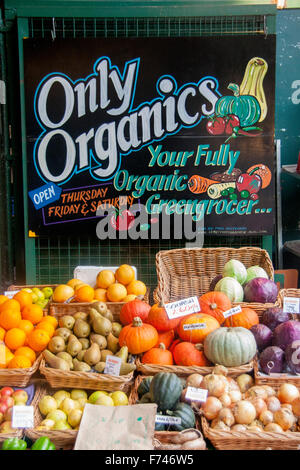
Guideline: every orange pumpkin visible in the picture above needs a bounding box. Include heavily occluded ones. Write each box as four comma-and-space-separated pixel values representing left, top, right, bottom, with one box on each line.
154, 329, 175, 349
224, 307, 259, 329
118, 316, 158, 354
141, 343, 173, 365
178, 313, 219, 343
199, 291, 232, 324
173, 342, 211, 366
147, 303, 181, 332
119, 298, 151, 326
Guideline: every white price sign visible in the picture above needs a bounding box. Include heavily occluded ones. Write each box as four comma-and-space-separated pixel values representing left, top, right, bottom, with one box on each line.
283, 297, 300, 314
164, 296, 200, 320
12, 406, 34, 429
223, 305, 242, 319
104, 355, 122, 376
183, 323, 206, 331
4, 290, 19, 299
155, 415, 181, 425
185, 387, 208, 403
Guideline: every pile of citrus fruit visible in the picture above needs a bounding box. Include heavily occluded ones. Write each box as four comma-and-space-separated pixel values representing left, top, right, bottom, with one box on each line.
52, 264, 147, 304
0, 292, 54, 369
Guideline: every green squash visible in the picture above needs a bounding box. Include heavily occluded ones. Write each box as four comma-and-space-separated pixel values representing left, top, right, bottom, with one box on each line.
215, 83, 261, 127
167, 402, 196, 431
204, 326, 257, 367
149, 372, 182, 411
139, 392, 152, 404
137, 376, 153, 397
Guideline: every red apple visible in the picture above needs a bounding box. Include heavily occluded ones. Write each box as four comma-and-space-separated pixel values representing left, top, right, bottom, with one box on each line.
3, 407, 12, 421
0, 403, 8, 415
0, 387, 14, 397
0, 412, 4, 424
0, 396, 14, 408
12, 390, 28, 404
0, 420, 14, 433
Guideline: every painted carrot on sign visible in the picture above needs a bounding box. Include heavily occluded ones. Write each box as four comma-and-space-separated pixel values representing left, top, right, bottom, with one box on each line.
188, 175, 216, 194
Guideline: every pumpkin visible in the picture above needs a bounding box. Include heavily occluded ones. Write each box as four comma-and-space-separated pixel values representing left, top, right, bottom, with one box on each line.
173, 342, 211, 367
224, 307, 259, 329
147, 303, 181, 332
137, 376, 153, 397
199, 292, 232, 324
215, 83, 261, 127
119, 298, 151, 326
154, 329, 175, 349
169, 339, 182, 354
204, 326, 257, 367
167, 402, 196, 431
139, 392, 152, 404
149, 372, 183, 411
142, 343, 173, 365
177, 313, 220, 344
118, 316, 158, 354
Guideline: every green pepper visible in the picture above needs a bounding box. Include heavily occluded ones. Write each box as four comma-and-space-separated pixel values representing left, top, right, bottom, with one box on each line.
2, 438, 27, 450
31, 437, 56, 450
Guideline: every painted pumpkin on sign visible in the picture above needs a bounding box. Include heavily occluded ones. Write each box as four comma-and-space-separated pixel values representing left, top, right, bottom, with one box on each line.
215, 83, 261, 127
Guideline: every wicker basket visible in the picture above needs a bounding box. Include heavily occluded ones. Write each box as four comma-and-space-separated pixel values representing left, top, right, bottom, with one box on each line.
0, 354, 42, 388
154, 247, 276, 316
26, 380, 134, 450
254, 288, 300, 389
136, 357, 253, 377
7, 284, 58, 316
201, 416, 300, 450
40, 358, 134, 391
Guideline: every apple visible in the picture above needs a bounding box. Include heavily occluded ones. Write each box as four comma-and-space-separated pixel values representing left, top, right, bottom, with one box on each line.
36, 418, 55, 430
42, 287, 53, 299
32, 288, 45, 301
1, 387, 14, 397
88, 391, 108, 404
52, 420, 71, 431
4, 407, 13, 421
60, 398, 78, 415
12, 390, 28, 405
38, 395, 57, 416
0, 420, 14, 433
0, 412, 4, 424
76, 398, 87, 410
0, 396, 14, 408
70, 389, 87, 401
35, 299, 48, 309
68, 409, 82, 428
46, 409, 67, 423
0, 403, 8, 415
53, 390, 70, 407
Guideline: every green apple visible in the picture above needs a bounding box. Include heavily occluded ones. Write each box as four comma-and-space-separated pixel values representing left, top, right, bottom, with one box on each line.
60, 398, 78, 415
42, 287, 53, 299
46, 409, 67, 423
76, 398, 87, 410
52, 420, 72, 431
32, 288, 45, 301
53, 390, 70, 408
88, 391, 108, 404
35, 299, 48, 309
70, 389, 87, 401
68, 409, 83, 428
38, 395, 57, 416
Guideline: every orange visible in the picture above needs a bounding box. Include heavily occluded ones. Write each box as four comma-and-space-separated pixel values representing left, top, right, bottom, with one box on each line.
36, 321, 55, 337
94, 288, 107, 302
123, 294, 137, 302
13, 291, 32, 310
126, 280, 147, 297
0, 345, 14, 368
0, 327, 5, 341
107, 283, 127, 302
8, 355, 31, 369
0, 309, 22, 330
15, 346, 36, 365
27, 329, 50, 352
115, 264, 135, 286
42, 315, 58, 329
5, 328, 26, 350
21, 304, 43, 324
96, 270, 115, 289
67, 278, 85, 289
52, 284, 74, 303
74, 283, 88, 291
74, 285, 94, 303
18, 319, 34, 335
0, 299, 20, 313
0, 295, 9, 306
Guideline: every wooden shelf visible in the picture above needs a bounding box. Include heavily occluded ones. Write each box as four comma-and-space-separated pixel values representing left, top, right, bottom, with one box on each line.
282, 164, 300, 181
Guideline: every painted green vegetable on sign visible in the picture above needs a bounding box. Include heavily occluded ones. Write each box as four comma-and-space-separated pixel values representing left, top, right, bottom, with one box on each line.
215, 83, 261, 127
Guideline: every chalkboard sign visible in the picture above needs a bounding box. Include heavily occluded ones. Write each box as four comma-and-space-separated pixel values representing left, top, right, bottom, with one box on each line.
24, 36, 275, 239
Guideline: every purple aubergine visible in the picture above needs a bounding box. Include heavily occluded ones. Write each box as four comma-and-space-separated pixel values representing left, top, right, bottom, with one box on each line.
261, 307, 290, 332
250, 324, 273, 352
285, 342, 300, 374
259, 346, 285, 374
273, 320, 300, 351
244, 278, 278, 303
209, 275, 222, 291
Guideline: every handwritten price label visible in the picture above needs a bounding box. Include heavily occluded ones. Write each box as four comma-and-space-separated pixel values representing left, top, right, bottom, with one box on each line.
155, 415, 182, 425
104, 355, 122, 376
4, 290, 20, 299
223, 305, 242, 319
165, 296, 200, 320
283, 297, 300, 314
12, 406, 34, 429
183, 323, 206, 331
185, 387, 208, 403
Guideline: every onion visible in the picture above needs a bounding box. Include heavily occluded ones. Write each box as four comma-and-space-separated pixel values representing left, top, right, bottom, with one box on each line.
281, 403, 293, 411
247, 424, 262, 432
201, 397, 222, 420
186, 374, 203, 388
201, 373, 226, 398
292, 397, 300, 417
262, 385, 276, 397
219, 393, 231, 408
273, 408, 296, 430
233, 400, 256, 425
210, 419, 230, 431
245, 386, 268, 401
218, 408, 235, 427
236, 374, 254, 393
231, 424, 247, 431
226, 377, 240, 392
212, 365, 228, 376
228, 390, 242, 403
266, 396, 281, 413
250, 397, 267, 416
259, 410, 274, 426
264, 423, 283, 433
278, 383, 300, 404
